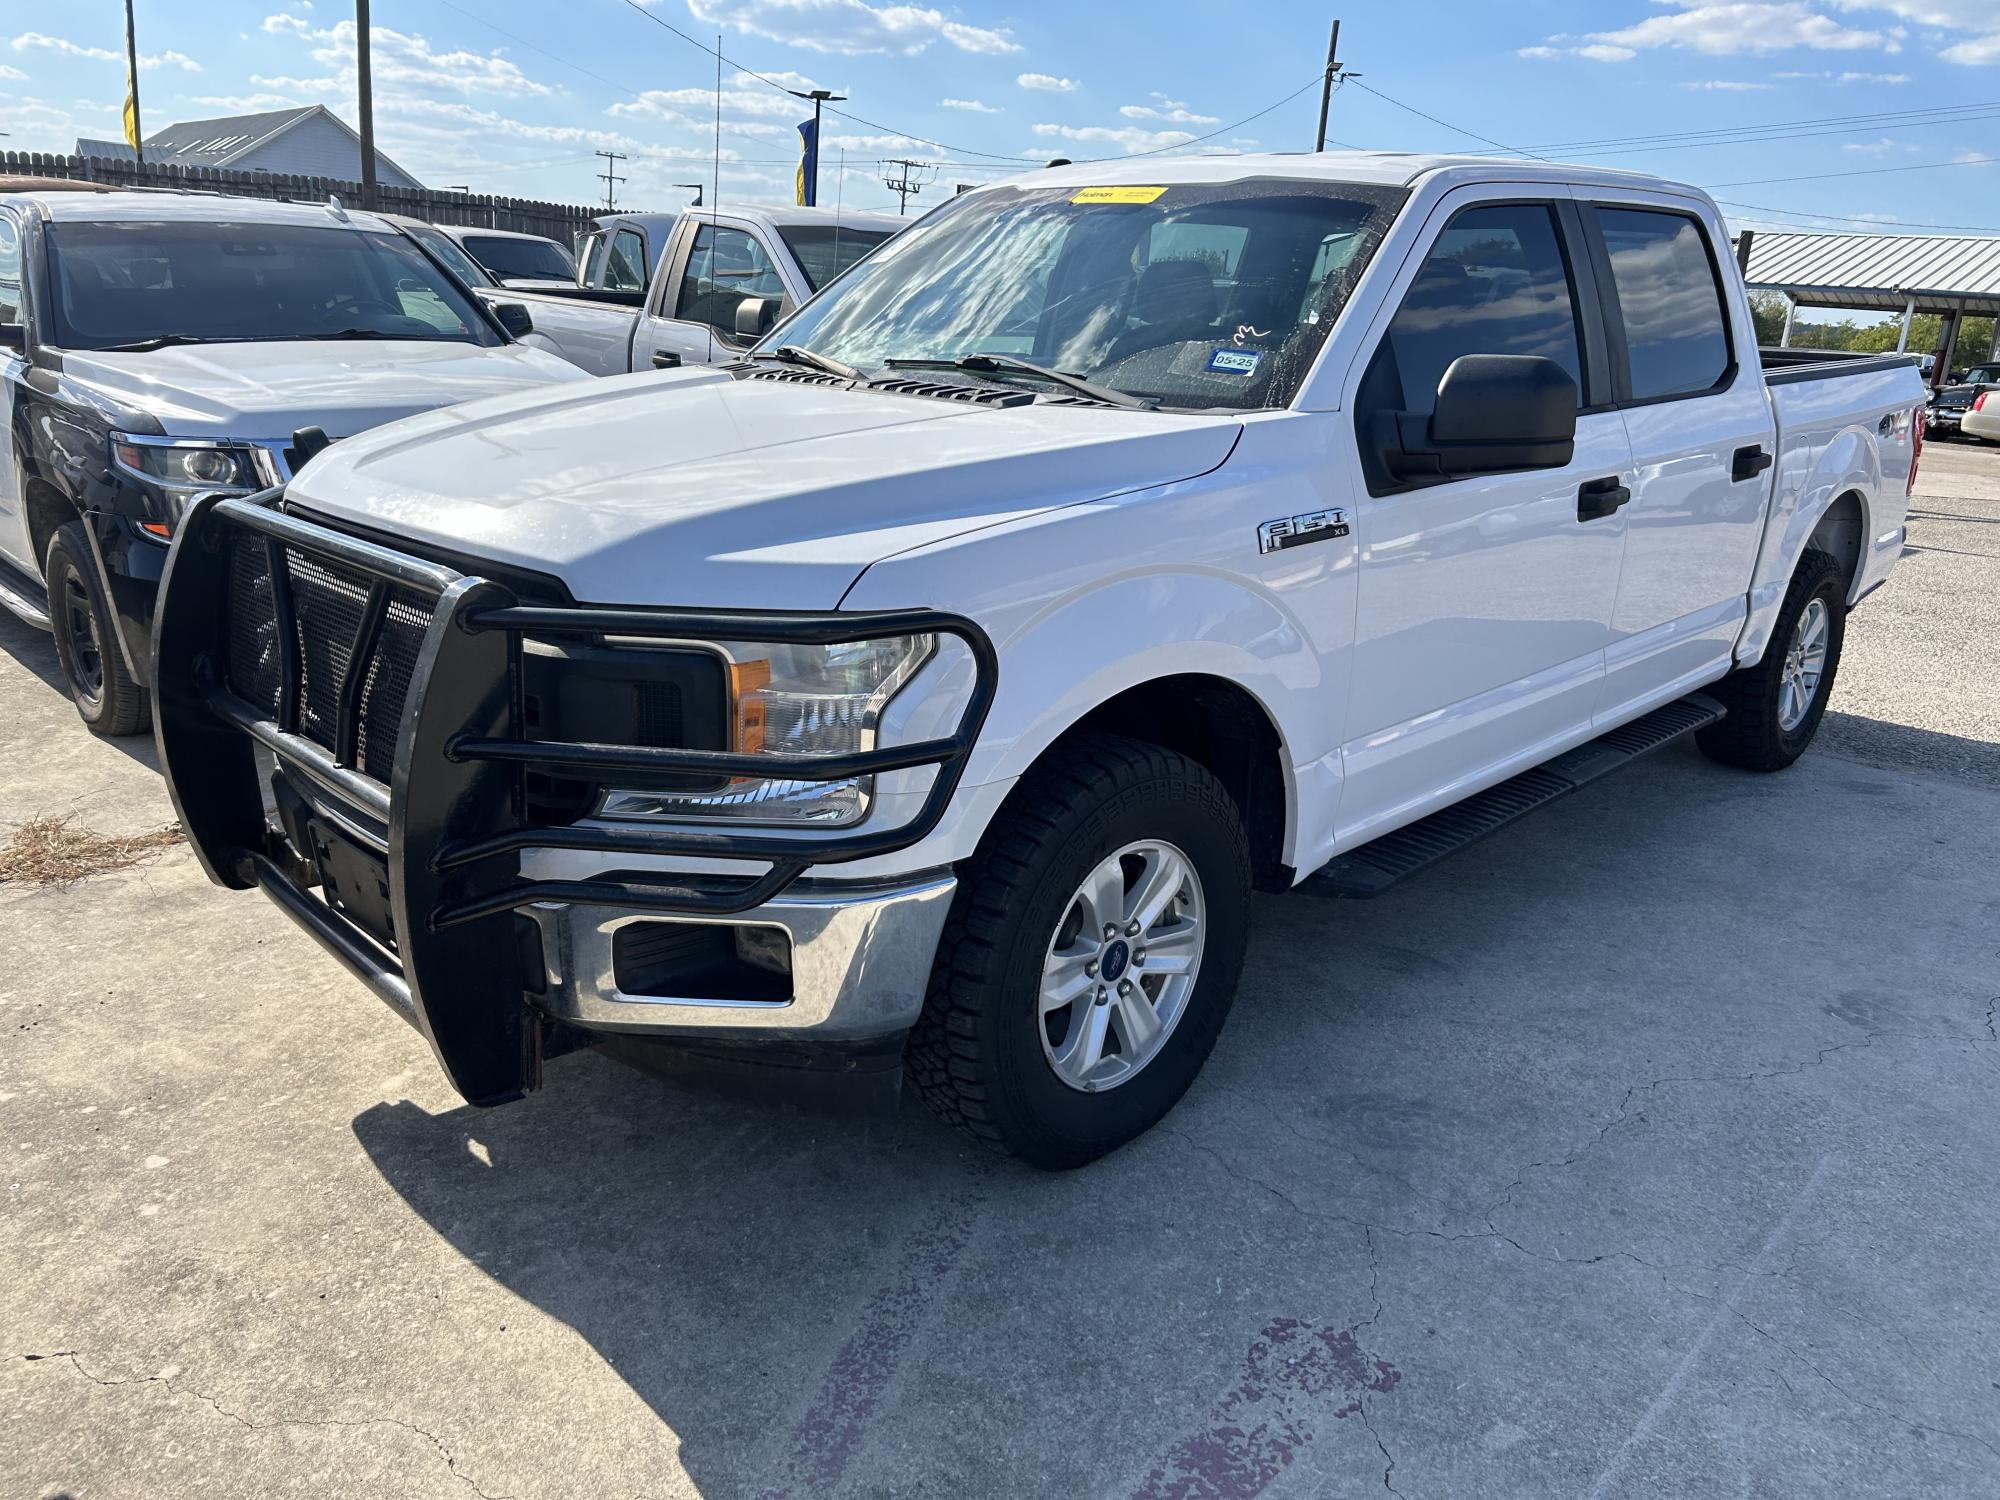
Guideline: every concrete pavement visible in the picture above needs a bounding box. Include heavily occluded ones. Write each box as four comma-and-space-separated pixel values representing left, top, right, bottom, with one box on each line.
2, 449, 1997, 1498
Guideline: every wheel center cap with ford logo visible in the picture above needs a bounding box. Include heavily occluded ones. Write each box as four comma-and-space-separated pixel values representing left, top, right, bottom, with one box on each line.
1100, 939, 1131, 982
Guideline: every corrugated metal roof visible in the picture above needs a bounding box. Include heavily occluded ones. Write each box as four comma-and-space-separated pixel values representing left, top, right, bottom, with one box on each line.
1741, 230, 2000, 314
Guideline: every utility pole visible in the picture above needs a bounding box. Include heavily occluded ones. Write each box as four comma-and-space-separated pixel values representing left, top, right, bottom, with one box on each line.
355, 0, 376, 208
1314, 20, 1342, 152
595, 149, 628, 212
674, 181, 705, 207
882, 158, 931, 216
785, 87, 846, 207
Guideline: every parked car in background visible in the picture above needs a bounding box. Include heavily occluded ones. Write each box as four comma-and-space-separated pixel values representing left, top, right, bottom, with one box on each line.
154, 153, 1921, 1168
0, 190, 588, 736
381, 213, 575, 364
1925, 359, 2000, 437
435, 225, 575, 290
500, 205, 901, 375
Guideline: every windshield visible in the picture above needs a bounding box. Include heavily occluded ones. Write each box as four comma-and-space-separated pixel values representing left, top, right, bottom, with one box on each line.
400, 221, 494, 288
778, 224, 893, 292
1963, 364, 2000, 384
773, 178, 1405, 411
463, 233, 574, 283
45, 220, 505, 350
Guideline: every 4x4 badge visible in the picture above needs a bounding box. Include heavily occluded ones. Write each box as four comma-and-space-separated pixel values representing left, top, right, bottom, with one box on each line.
1257, 508, 1349, 554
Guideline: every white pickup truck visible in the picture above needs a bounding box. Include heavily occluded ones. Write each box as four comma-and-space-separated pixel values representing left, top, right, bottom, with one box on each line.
480, 205, 899, 375
154, 154, 1922, 1168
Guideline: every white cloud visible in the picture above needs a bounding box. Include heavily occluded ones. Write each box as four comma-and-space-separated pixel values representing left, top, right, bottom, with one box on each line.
1585, 3, 1892, 57
1517, 45, 1563, 58
687, 0, 1020, 57
1772, 68, 1912, 80
10, 31, 202, 70
253, 18, 552, 97
0, 63, 22, 81
191, 91, 304, 111
1120, 93, 1219, 124
610, 86, 809, 123
1018, 72, 1078, 92
262, 13, 311, 35
1940, 32, 2000, 62
940, 97, 999, 113
1952, 148, 1995, 165
1680, 77, 1775, 88
1031, 120, 1195, 153
1841, 136, 1912, 153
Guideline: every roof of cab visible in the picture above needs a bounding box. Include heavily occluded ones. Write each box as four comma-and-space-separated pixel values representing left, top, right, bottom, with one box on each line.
991, 151, 1705, 200
0, 188, 402, 230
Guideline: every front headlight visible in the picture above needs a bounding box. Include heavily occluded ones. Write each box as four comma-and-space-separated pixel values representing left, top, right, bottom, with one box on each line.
599, 634, 937, 827
111, 435, 271, 532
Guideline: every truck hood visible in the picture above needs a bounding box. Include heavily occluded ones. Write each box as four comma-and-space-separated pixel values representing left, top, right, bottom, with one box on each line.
62, 339, 589, 443
283, 370, 1245, 608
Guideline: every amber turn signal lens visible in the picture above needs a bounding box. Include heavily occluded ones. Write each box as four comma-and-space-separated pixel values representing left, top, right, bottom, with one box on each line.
729, 658, 771, 754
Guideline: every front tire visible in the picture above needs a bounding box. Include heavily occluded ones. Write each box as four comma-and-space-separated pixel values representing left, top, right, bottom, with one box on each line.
45, 520, 150, 738
1696, 547, 1845, 772
909, 734, 1251, 1169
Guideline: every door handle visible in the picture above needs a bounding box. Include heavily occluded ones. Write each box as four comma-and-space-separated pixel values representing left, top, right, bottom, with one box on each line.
1731, 444, 1773, 482
651, 350, 682, 369
1577, 475, 1631, 522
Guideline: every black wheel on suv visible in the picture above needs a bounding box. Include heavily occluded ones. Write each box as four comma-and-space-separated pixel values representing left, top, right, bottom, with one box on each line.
908, 733, 1251, 1169
1696, 547, 1845, 773
45, 520, 151, 738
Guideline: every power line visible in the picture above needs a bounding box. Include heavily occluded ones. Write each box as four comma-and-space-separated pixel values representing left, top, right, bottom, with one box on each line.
1710, 153, 2000, 188
1712, 197, 2000, 233
1524, 97, 2000, 154
1344, 79, 1548, 160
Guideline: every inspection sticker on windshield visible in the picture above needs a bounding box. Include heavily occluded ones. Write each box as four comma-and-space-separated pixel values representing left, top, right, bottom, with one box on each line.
1071, 186, 1166, 204
1207, 348, 1263, 375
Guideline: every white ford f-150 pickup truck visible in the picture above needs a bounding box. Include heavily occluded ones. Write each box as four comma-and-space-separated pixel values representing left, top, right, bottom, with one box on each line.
153, 154, 1922, 1168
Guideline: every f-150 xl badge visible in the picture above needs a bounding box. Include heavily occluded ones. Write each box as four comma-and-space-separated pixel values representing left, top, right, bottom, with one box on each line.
1257, 508, 1349, 554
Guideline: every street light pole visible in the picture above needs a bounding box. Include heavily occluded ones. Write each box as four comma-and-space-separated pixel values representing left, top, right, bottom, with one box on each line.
786, 87, 846, 207
355, 0, 377, 209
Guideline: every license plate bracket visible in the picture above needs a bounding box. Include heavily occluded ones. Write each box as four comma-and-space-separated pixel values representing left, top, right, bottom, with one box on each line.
307, 819, 398, 951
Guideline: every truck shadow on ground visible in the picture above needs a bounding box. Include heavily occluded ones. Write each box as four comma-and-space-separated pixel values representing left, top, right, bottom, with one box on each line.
0, 612, 162, 773
338, 736, 2000, 1498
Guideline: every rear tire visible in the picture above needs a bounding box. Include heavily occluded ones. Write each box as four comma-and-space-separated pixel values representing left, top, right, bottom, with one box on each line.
908, 734, 1251, 1169
1696, 547, 1845, 773
45, 520, 150, 738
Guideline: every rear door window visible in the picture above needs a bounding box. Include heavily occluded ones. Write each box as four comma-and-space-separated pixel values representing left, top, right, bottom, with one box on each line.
1595, 207, 1731, 401
1366, 202, 1585, 420
0, 212, 20, 325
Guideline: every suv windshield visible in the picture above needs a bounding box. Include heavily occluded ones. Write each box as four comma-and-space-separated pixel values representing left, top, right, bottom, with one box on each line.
1962, 364, 2000, 384
773, 178, 1405, 411
778, 224, 893, 291
45, 219, 505, 350
462, 233, 574, 283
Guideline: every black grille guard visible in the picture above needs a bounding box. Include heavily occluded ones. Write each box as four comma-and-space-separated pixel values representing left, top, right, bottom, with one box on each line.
153, 489, 998, 1104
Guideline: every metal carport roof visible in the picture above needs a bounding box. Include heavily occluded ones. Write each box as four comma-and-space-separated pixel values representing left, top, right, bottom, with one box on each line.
1737, 230, 2000, 316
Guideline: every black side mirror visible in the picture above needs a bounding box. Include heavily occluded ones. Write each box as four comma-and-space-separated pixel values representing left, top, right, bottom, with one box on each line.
1386, 354, 1577, 481
0, 323, 25, 353
733, 297, 778, 341
492, 302, 534, 339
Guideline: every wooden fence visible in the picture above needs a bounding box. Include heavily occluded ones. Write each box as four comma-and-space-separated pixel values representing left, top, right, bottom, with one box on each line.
0, 151, 608, 241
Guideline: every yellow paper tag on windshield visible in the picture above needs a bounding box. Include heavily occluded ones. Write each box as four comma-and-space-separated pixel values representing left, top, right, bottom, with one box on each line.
1071, 186, 1167, 204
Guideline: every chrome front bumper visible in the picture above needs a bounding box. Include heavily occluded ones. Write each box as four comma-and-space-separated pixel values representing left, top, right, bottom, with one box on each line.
529, 872, 957, 1040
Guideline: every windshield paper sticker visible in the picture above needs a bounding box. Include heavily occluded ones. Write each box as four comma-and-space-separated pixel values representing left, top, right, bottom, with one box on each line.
1071, 186, 1167, 204
1207, 348, 1262, 375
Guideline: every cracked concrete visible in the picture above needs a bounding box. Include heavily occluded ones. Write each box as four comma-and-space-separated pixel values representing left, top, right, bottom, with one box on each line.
4, 448, 1999, 1497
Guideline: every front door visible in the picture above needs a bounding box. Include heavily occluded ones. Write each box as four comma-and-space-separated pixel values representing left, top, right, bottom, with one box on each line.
1336, 192, 1633, 845
638, 221, 796, 371
0, 209, 29, 572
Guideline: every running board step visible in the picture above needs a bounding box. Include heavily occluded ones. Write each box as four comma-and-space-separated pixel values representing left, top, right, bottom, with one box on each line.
0, 566, 52, 631
1300, 692, 1727, 899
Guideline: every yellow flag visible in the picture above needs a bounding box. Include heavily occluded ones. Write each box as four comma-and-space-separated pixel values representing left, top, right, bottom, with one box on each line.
123, 84, 140, 151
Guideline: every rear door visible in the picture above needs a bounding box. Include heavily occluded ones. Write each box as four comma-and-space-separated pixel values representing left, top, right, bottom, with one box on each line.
1583, 195, 1776, 717
1336, 188, 1634, 845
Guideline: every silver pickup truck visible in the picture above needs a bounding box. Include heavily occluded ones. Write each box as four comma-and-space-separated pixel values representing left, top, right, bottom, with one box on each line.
486, 206, 900, 375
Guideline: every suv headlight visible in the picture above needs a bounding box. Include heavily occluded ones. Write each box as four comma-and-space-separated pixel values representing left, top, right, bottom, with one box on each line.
599, 634, 937, 827
111, 435, 272, 533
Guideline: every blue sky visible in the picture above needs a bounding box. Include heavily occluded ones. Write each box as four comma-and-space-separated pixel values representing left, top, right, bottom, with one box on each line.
3, 0, 1998, 232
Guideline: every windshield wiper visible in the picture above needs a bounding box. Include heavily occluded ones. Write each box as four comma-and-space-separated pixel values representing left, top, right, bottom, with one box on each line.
303, 328, 408, 341
882, 354, 1151, 409
747, 345, 863, 382
97, 334, 224, 352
